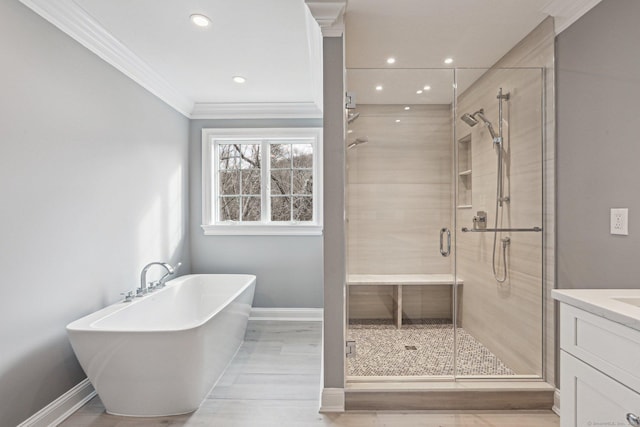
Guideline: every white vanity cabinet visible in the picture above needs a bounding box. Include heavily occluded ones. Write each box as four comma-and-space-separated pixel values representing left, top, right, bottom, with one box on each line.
554, 292, 640, 427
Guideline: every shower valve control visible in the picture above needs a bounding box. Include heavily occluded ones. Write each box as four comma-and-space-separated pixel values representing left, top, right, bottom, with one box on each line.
473, 211, 488, 230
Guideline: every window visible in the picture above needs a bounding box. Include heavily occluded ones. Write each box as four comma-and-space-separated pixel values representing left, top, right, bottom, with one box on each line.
202, 128, 322, 235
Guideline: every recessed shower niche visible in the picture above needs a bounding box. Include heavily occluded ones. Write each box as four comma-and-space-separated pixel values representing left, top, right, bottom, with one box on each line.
345, 67, 544, 381
457, 133, 472, 208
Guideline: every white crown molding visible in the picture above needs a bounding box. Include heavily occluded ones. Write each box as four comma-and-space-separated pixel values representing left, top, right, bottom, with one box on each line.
304, 5, 324, 112
304, 1, 346, 37
17, 379, 95, 427
191, 102, 323, 120
19, 0, 194, 117
542, 0, 603, 34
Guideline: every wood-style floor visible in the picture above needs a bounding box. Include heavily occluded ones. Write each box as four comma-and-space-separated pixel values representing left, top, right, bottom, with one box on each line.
60, 321, 559, 426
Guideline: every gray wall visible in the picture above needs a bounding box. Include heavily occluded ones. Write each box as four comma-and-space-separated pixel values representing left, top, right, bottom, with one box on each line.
322, 35, 346, 391
557, 0, 640, 290
189, 119, 324, 308
0, 1, 190, 425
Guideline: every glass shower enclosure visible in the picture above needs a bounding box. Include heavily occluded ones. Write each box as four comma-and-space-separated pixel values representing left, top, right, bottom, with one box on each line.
345, 67, 544, 381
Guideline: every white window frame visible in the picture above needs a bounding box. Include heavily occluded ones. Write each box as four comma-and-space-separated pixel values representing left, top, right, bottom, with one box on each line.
201, 128, 323, 236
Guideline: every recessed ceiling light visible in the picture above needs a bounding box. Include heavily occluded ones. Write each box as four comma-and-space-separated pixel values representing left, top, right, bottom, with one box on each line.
375, 85, 383, 91
444, 57, 454, 64
404, 106, 411, 110
395, 119, 401, 123
416, 90, 423, 94
347, 129, 353, 134
190, 14, 211, 27
386, 57, 396, 64
233, 76, 246, 84
423, 85, 431, 91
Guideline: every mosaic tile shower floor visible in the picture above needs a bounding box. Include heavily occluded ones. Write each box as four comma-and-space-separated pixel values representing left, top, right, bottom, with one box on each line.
347, 319, 515, 377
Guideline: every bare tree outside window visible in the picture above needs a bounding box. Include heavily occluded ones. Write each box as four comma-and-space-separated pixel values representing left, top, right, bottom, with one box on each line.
270, 143, 313, 222
203, 129, 321, 235
216, 141, 314, 224
219, 144, 261, 221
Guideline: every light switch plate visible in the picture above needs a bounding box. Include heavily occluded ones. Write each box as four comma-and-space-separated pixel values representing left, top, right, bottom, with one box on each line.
611, 208, 629, 235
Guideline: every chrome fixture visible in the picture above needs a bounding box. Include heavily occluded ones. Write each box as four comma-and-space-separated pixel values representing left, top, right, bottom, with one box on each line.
461, 88, 511, 282
347, 112, 360, 123
348, 137, 369, 149
473, 211, 487, 230
139, 262, 178, 296
461, 109, 498, 141
490, 88, 511, 283
439, 227, 451, 257
345, 91, 356, 109
494, 236, 511, 282
155, 262, 181, 289
120, 290, 135, 302
462, 226, 541, 233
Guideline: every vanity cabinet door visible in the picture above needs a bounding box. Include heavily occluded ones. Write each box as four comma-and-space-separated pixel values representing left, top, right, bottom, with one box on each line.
561, 350, 640, 427
560, 304, 640, 392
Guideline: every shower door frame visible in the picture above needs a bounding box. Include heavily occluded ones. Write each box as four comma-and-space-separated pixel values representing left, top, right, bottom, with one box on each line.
344, 66, 547, 385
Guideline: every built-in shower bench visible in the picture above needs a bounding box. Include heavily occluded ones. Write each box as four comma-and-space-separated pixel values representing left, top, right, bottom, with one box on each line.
347, 274, 463, 329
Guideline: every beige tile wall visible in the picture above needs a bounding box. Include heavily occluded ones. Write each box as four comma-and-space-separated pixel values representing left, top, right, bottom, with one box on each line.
455, 17, 555, 378
347, 104, 453, 276
348, 285, 454, 320
456, 68, 544, 376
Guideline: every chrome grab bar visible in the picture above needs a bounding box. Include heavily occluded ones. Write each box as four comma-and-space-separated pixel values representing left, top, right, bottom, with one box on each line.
440, 228, 451, 257
461, 226, 542, 232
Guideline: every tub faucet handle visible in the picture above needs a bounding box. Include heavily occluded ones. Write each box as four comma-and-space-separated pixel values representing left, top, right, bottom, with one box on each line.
158, 262, 182, 288
120, 291, 135, 302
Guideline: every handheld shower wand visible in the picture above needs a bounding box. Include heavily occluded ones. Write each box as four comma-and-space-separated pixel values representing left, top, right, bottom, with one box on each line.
460, 88, 511, 283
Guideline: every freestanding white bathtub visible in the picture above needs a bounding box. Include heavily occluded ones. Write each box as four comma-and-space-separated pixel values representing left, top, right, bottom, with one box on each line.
67, 274, 256, 417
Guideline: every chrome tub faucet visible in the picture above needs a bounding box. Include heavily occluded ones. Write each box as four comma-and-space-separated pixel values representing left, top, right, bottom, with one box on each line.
138, 262, 180, 296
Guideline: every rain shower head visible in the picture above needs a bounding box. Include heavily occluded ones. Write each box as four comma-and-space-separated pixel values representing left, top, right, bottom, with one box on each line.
461, 113, 479, 127
347, 137, 368, 149
461, 109, 498, 140
347, 112, 360, 124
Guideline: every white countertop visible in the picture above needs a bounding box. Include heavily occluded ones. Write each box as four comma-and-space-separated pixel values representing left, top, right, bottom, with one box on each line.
552, 288, 640, 332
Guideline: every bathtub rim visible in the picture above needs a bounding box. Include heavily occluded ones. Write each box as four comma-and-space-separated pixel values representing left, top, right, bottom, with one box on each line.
66, 273, 256, 334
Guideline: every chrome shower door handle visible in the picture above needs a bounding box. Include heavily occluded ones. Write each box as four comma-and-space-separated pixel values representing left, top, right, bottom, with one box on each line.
440, 227, 451, 257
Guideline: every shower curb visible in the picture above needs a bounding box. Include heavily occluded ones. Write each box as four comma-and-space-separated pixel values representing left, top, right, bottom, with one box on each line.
344, 383, 555, 411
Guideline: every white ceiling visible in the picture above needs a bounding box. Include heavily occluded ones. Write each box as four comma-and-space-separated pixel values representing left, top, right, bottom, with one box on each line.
344, 0, 604, 105
72, 0, 316, 104
345, 0, 551, 105
21, 0, 602, 114
20, 0, 323, 117
346, 0, 553, 69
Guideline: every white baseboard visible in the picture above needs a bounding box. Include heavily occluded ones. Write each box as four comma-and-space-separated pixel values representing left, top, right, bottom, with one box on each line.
319, 388, 345, 413
552, 388, 560, 416
249, 307, 323, 321
17, 379, 96, 427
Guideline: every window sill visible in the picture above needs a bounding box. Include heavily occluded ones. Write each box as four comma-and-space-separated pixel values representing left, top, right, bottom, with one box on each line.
201, 224, 323, 236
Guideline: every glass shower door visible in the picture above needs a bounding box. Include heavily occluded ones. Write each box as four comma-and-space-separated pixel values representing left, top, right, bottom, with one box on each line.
453, 67, 545, 379
345, 68, 458, 379
344, 66, 545, 383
